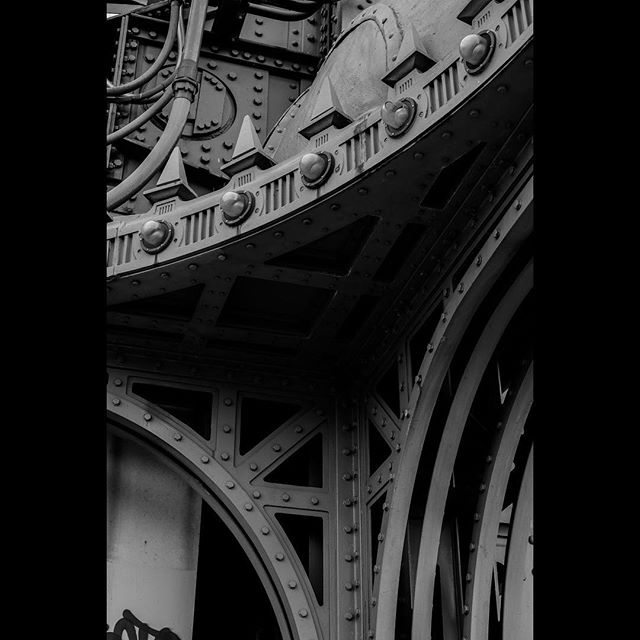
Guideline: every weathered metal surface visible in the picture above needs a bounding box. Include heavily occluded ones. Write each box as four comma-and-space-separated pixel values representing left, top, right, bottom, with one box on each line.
409, 259, 532, 639
463, 364, 532, 640
107, 433, 202, 638
106, 2, 534, 638
502, 446, 533, 640
373, 177, 532, 638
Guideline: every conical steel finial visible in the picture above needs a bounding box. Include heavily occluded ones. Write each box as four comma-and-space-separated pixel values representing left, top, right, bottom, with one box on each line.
221, 115, 275, 177
382, 24, 436, 87
143, 146, 197, 203
299, 77, 352, 139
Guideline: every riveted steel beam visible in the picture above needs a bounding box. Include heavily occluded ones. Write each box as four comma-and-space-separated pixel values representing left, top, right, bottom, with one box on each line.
463, 363, 532, 640
410, 260, 532, 639
108, 390, 326, 639
373, 176, 532, 639
502, 445, 533, 639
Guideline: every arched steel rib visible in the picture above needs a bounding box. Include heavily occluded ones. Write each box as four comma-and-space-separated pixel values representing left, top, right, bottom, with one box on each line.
463, 363, 533, 640
410, 260, 533, 639
374, 186, 533, 639
501, 445, 533, 640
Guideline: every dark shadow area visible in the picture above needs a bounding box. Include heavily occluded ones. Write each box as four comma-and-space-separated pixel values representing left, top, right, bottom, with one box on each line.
264, 433, 324, 487
239, 396, 302, 455
275, 512, 324, 605
193, 500, 283, 640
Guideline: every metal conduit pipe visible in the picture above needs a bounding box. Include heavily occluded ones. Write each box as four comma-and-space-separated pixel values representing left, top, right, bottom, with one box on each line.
262, 0, 324, 10
109, 14, 185, 105
247, 3, 319, 21
106, 0, 209, 212
107, 0, 181, 97
106, 88, 173, 146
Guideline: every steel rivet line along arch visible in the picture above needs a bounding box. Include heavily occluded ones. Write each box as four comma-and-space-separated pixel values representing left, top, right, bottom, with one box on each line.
409, 259, 532, 639
373, 178, 533, 640
106, 391, 324, 640
106, 0, 209, 212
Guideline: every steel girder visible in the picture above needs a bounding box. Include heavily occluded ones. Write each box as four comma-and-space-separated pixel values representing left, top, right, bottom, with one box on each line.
106, 2, 534, 638
106, 172, 533, 639
371, 177, 533, 639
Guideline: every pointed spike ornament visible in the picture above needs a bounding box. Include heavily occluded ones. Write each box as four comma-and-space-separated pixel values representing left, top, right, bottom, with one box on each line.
232, 115, 265, 159
299, 77, 352, 139
382, 24, 436, 87
221, 115, 275, 177
142, 146, 197, 204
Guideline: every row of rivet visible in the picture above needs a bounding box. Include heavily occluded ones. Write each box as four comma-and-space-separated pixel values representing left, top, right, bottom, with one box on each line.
130, 392, 320, 635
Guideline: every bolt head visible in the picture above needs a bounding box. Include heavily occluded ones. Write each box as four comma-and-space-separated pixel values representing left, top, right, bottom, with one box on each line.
300, 152, 328, 181
140, 219, 172, 253
459, 33, 489, 66
220, 190, 249, 219
381, 100, 411, 129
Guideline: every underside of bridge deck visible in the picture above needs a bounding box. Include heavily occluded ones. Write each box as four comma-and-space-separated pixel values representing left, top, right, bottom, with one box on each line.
106, 2, 533, 638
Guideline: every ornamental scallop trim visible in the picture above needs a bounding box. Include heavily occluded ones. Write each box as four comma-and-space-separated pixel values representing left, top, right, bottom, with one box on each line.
341, 121, 382, 173
475, 8, 491, 28
109, 232, 137, 267
397, 77, 413, 94
238, 172, 254, 186
107, 237, 116, 268
315, 133, 329, 148
182, 206, 219, 246
156, 201, 175, 215
424, 60, 463, 116
502, 0, 533, 47
264, 171, 297, 215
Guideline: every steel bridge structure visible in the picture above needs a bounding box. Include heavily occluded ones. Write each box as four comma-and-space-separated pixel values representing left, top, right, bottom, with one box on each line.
106, 1, 533, 638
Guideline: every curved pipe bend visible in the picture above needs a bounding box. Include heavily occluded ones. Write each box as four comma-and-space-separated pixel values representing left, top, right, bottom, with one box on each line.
106, 0, 209, 212
107, 1, 181, 97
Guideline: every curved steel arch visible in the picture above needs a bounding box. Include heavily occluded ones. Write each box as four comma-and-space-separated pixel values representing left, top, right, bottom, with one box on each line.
374, 179, 533, 639
410, 260, 533, 639
107, 397, 322, 640
463, 363, 533, 640
502, 445, 533, 639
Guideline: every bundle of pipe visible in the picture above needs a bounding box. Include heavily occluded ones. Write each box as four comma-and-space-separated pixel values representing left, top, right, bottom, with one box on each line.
106, 0, 335, 211
107, 0, 209, 211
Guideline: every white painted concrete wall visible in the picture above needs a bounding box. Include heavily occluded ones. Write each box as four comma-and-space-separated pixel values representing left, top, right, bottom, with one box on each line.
107, 433, 202, 639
